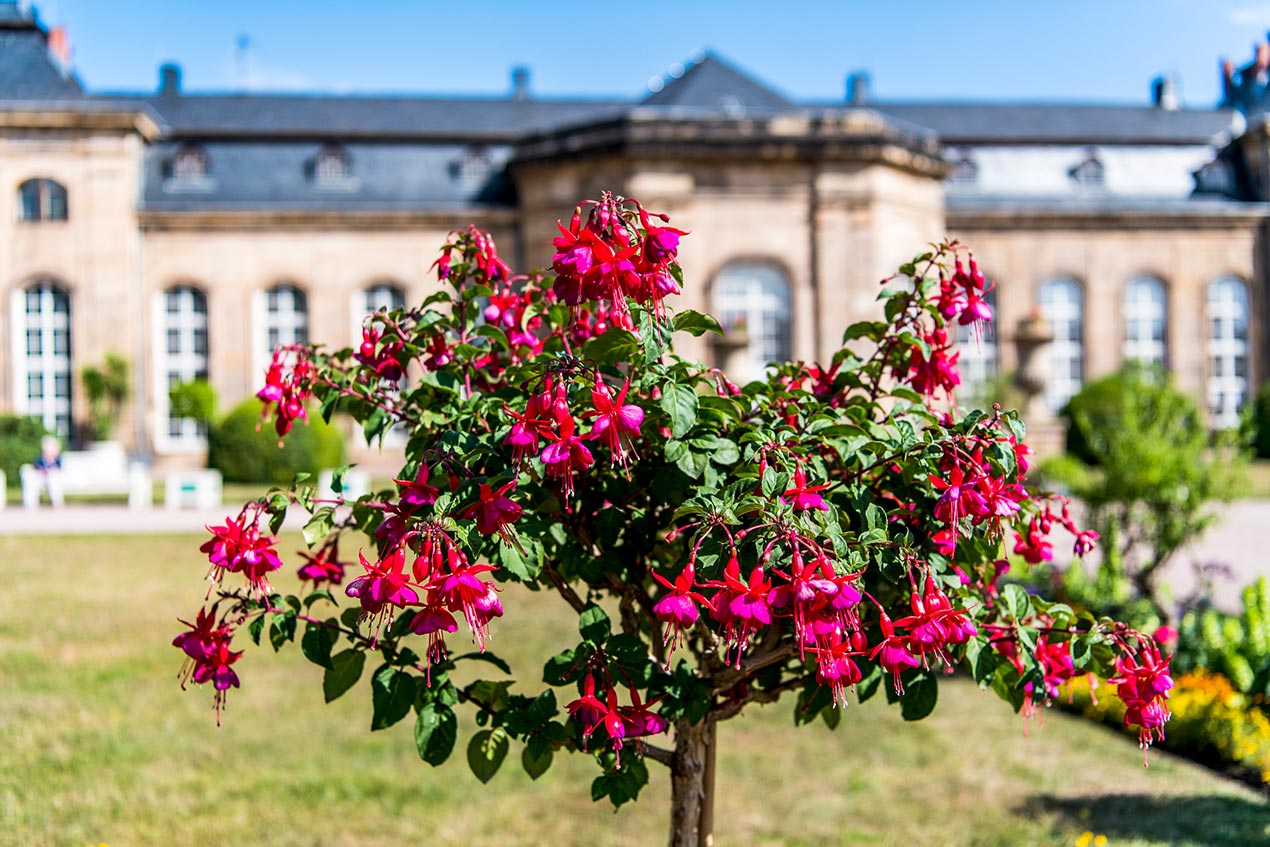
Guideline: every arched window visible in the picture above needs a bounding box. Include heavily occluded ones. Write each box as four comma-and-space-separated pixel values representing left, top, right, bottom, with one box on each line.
1123, 276, 1168, 368
1038, 277, 1084, 412
258, 284, 309, 377
1068, 150, 1105, 189
449, 145, 491, 189
363, 282, 405, 315
1208, 277, 1250, 429
157, 285, 209, 447
17, 178, 68, 221
953, 285, 998, 401
313, 144, 352, 187
165, 145, 211, 189
11, 281, 72, 438
713, 263, 792, 383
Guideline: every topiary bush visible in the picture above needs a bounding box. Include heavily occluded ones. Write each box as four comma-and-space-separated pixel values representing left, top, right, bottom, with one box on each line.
0, 415, 47, 487
207, 398, 344, 484
1254, 382, 1270, 459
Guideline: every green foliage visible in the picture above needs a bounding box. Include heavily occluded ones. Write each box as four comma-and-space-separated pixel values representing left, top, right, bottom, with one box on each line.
1174, 577, 1270, 702
207, 399, 344, 484
1048, 364, 1249, 612
1254, 382, 1270, 459
80, 352, 130, 442
169, 379, 217, 424
0, 414, 46, 487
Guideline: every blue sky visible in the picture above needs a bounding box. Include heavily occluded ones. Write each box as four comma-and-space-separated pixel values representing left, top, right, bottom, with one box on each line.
29, 0, 1270, 106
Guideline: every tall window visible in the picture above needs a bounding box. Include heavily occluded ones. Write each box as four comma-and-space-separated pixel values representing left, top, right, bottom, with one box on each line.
165, 145, 211, 190
363, 282, 405, 315
12, 282, 72, 438
259, 284, 309, 377
17, 178, 68, 221
1208, 277, 1250, 429
313, 144, 352, 188
1038, 277, 1084, 412
1123, 276, 1168, 368
158, 285, 209, 446
953, 286, 998, 402
713, 264, 792, 383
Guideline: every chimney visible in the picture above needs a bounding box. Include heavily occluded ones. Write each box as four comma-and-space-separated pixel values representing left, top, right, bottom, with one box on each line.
1152, 74, 1180, 110
847, 71, 871, 105
511, 66, 531, 101
158, 63, 182, 96
46, 25, 70, 74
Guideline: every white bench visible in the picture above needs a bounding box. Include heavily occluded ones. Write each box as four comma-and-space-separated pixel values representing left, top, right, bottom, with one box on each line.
20, 442, 152, 509
165, 469, 223, 510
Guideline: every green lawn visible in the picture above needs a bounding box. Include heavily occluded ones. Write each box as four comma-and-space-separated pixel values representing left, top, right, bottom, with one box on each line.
0, 534, 1265, 847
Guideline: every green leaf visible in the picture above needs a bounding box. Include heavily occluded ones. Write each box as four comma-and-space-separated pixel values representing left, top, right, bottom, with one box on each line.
672, 309, 723, 337
303, 589, 335, 610
300, 622, 336, 669
451, 651, 513, 675
522, 735, 554, 780
498, 536, 542, 581
247, 613, 266, 646
543, 648, 578, 686
899, 672, 938, 721
269, 612, 296, 651
371, 666, 417, 730
1001, 584, 1031, 621
659, 384, 698, 439
467, 728, 510, 783
578, 604, 611, 644
414, 703, 458, 766
302, 507, 335, 547
583, 328, 641, 367
323, 649, 365, 703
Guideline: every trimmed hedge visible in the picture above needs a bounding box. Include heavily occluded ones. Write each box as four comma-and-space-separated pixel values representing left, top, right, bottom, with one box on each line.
0, 415, 47, 488
1255, 382, 1270, 459
207, 399, 344, 484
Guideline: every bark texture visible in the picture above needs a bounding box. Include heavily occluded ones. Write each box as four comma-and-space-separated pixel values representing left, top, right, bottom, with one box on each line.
668, 718, 716, 847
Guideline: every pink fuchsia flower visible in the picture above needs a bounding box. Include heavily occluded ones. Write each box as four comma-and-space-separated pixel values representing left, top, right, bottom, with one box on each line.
541, 416, 595, 500
651, 561, 713, 656
585, 376, 645, 469
707, 557, 775, 666
296, 541, 345, 586
255, 348, 313, 440
175, 615, 242, 723
345, 546, 419, 640
394, 464, 441, 510
459, 480, 523, 544
868, 611, 920, 694
815, 632, 865, 708
638, 207, 687, 266
429, 555, 501, 651
201, 507, 285, 596
930, 465, 988, 536
409, 605, 459, 684
1013, 518, 1054, 564
1073, 529, 1100, 557
905, 328, 960, 400
354, 325, 405, 382
566, 674, 610, 749
1110, 642, 1174, 759
781, 469, 830, 512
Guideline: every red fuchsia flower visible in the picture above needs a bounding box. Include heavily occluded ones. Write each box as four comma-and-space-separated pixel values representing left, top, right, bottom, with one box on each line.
815, 631, 865, 708
355, 325, 406, 382
296, 541, 345, 586
585, 375, 645, 469
638, 207, 687, 266
566, 675, 610, 750
932, 528, 957, 558
1013, 517, 1054, 564
707, 557, 775, 666
869, 611, 920, 694
256, 348, 313, 440
394, 464, 441, 510
1035, 636, 1076, 700
409, 605, 459, 684
540, 415, 595, 500
175, 615, 242, 723
651, 562, 713, 656
201, 507, 285, 596
422, 331, 454, 370
896, 578, 977, 668
428, 551, 502, 651
459, 480, 523, 544
1153, 625, 1178, 648
615, 688, 670, 758
344, 546, 418, 639
770, 551, 861, 655
930, 465, 988, 538
905, 328, 961, 400
1072, 529, 1100, 557
974, 471, 1026, 522
1110, 642, 1174, 760
781, 469, 830, 512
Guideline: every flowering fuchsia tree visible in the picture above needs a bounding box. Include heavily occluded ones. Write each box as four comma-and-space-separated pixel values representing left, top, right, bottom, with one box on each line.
176, 194, 1173, 847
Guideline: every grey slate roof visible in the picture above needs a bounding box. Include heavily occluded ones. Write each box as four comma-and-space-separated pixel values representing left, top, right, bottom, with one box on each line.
853, 102, 1240, 145
142, 94, 627, 141
140, 140, 516, 210
640, 54, 794, 115
0, 29, 81, 100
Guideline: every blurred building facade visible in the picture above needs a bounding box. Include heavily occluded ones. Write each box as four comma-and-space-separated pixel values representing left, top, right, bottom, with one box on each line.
0, 2, 1265, 470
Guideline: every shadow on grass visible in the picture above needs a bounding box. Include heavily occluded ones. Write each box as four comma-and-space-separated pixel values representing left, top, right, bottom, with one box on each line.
1025, 794, 1270, 847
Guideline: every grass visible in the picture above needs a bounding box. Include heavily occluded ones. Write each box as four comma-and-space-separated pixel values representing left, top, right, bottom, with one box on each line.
0, 534, 1266, 847
1247, 459, 1270, 500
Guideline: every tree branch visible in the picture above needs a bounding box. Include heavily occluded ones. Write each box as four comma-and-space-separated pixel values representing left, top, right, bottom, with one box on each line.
710, 673, 812, 722
642, 743, 675, 768
542, 560, 586, 614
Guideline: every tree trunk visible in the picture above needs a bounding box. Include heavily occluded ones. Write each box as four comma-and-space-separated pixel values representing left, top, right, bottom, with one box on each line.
668, 718, 717, 847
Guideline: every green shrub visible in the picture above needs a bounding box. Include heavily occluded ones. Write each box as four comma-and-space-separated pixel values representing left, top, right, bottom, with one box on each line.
169, 379, 217, 424
0, 415, 47, 488
1254, 382, 1270, 459
81, 352, 130, 442
207, 399, 344, 484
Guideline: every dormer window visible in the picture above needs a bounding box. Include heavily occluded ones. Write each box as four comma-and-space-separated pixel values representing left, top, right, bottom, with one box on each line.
1193, 157, 1234, 196
947, 149, 978, 187
164, 145, 212, 192
1068, 150, 1105, 189
312, 144, 353, 188
449, 145, 491, 190
17, 178, 68, 221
